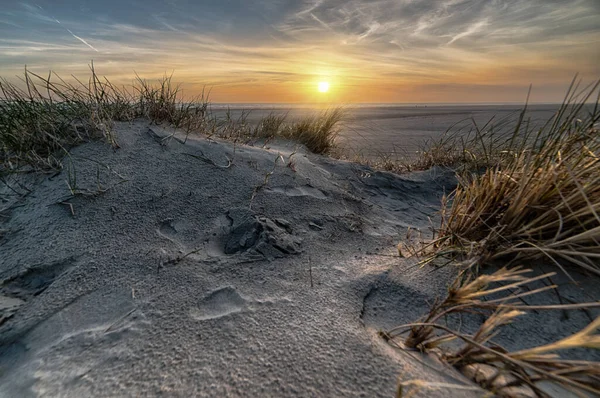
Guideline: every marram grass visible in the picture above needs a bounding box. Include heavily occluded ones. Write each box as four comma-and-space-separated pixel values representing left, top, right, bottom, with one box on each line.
386, 266, 600, 397
392, 81, 600, 397
432, 81, 600, 277
0, 65, 343, 175
282, 107, 345, 154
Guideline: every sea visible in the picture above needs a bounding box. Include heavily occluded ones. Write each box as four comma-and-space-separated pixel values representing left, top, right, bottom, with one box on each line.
208, 104, 561, 159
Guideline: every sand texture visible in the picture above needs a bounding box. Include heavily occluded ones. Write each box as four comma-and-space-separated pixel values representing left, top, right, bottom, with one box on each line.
0, 121, 596, 397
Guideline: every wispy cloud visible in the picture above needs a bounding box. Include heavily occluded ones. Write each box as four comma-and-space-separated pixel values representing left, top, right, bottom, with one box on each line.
446, 19, 488, 45
53, 18, 99, 52
67, 31, 99, 52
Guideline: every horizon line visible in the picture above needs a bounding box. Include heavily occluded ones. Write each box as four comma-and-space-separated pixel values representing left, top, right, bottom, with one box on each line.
207, 102, 566, 106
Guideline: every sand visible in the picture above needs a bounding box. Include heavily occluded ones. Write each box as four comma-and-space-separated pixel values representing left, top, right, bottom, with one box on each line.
0, 121, 596, 397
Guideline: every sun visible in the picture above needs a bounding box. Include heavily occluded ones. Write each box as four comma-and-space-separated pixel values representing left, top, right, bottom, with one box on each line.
318, 81, 330, 93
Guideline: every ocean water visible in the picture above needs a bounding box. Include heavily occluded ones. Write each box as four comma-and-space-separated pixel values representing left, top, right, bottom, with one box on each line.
209, 104, 561, 159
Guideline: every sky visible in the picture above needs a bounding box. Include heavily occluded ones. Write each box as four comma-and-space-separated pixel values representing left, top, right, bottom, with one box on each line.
0, 0, 599, 103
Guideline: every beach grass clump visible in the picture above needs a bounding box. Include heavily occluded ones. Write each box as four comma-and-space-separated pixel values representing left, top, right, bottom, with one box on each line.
208, 108, 252, 142
330, 146, 415, 175
332, 113, 519, 175
430, 83, 600, 276
212, 108, 343, 153
387, 266, 600, 397
282, 108, 344, 154
0, 67, 121, 173
253, 112, 287, 139
135, 73, 180, 123
134, 74, 209, 135
371, 154, 406, 174
410, 133, 473, 171
390, 82, 600, 397
409, 110, 528, 172
84, 64, 137, 123
0, 66, 214, 174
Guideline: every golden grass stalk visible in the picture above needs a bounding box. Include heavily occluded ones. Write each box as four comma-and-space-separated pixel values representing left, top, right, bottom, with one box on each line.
384, 264, 600, 397
389, 266, 558, 350
510, 317, 600, 360
394, 319, 600, 397
389, 316, 600, 396
434, 81, 600, 277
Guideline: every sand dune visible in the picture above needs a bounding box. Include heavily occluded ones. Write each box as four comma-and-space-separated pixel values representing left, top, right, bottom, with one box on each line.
0, 121, 596, 397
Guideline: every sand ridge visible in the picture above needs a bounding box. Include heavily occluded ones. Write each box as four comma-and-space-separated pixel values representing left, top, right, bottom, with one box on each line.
0, 121, 479, 397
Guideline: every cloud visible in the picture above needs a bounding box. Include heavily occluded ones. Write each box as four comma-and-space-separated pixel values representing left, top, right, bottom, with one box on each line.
66, 31, 99, 52
0, 0, 598, 102
52, 19, 99, 52
446, 19, 488, 45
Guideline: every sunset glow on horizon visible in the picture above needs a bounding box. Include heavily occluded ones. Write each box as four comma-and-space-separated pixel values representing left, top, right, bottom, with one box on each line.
1, 1, 599, 103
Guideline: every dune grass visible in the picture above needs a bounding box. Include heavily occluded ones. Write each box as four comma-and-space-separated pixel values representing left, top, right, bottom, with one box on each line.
432, 83, 600, 277
252, 112, 288, 139
134, 73, 210, 136
335, 147, 411, 175
205, 108, 344, 154
396, 81, 600, 276
390, 81, 600, 397
0, 67, 112, 172
0, 65, 206, 173
0, 65, 344, 176
329, 114, 515, 175
282, 108, 344, 154
386, 266, 600, 397
406, 111, 521, 172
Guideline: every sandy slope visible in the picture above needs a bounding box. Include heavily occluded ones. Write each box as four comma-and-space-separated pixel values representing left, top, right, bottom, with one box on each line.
0, 121, 474, 397
0, 121, 596, 397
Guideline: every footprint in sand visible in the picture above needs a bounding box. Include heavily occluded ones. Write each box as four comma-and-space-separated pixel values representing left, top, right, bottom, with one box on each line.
190, 286, 247, 321
0, 256, 78, 332
157, 218, 179, 240
1, 256, 78, 300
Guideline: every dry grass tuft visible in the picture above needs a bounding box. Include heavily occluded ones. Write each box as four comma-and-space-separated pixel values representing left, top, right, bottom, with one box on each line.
212, 108, 344, 154
391, 81, 600, 397
0, 66, 117, 172
253, 112, 288, 139
429, 82, 600, 277
386, 266, 600, 397
409, 111, 520, 172
282, 108, 344, 154
393, 266, 558, 350
135, 73, 209, 135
